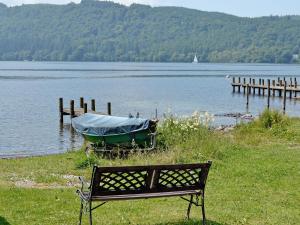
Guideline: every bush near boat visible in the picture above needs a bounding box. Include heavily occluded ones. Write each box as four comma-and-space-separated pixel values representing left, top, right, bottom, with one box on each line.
0, 110, 299, 225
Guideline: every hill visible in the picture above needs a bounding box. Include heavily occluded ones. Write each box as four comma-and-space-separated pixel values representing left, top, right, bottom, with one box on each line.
0, 0, 300, 63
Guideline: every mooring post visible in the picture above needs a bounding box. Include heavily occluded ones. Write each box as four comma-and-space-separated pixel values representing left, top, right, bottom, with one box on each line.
70, 100, 75, 118
80, 97, 84, 108
84, 103, 88, 113
290, 78, 293, 87
249, 78, 252, 94
107, 102, 111, 115
243, 78, 246, 94
232, 77, 235, 93
295, 79, 298, 98
258, 79, 261, 96
283, 81, 287, 113
272, 80, 276, 96
267, 79, 270, 109
253, 79, 256, 95
59, 98, 63, 123
279, 80, 282, 97
91, 99, 96, 111
277, 77, 280, 84
246, 84, 249, 107
238, 77, 241, 93
262, 79, 265, 96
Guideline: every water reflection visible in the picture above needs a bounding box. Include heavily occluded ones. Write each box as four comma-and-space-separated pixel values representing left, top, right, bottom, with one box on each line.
59, 122, 82, 151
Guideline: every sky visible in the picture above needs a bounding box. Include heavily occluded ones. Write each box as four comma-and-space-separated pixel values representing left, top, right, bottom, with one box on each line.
1, 0, 300, 17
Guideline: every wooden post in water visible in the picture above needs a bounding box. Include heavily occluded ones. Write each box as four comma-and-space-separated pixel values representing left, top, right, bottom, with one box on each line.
91, 99, 96, 111
295, 79, 298, 98
238, 77, 241, 93
279, 80, 283, 97
283, 81, 287, 113
249, 78, 252, 94
267, 79, 271, 109
232, 77, 235, 93
258, 79, 262, 96
246, 84, 249, 107
84, 103, 88, 113
70, 100, 75, 118
253, 79, 256, 95
59, 98, 64, 123
243, 78, 246, 94
80, 97, 84, 108
272, 80, 276, 96
290, 78, 293, 87
107, 102, 112, 115
262, 79, 265, 96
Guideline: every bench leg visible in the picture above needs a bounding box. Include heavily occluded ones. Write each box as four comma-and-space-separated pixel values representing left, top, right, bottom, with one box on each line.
78, 201, 83, 225
186, 195, 194, 219
201, 192, 206, 225
89, 201, 93, 225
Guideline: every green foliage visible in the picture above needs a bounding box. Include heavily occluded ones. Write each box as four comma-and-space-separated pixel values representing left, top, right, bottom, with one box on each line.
75, 153, 98, 169
258, 109, 289, 129
0, 1, 300, 63
156, 112, 225, 162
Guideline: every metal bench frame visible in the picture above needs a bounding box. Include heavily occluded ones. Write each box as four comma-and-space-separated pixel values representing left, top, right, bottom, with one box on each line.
77, 161, 212, 225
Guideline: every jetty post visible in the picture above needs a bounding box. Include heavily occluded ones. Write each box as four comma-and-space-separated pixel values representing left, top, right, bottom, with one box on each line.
272, 80, 276, 96
243, 78, 246, 93
91, 99, 96, 111
258, 78, 261, 96
283, 81, 287, 113
59, 97, 64, 123
84, 103, 88, 113
246, 84, 249, 107
70, 100, 75, 118
80, 97, 84, 108
107, 102, 112, 115
253, 79, 256, 95
267, 79, 270, 109
232, 77, 236, 93
295, 79, 298, 98
262, 79, 265, 96
238, 77, 241, 93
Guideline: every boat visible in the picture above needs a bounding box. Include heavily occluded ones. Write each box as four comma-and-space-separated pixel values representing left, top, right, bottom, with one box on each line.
72, 113, 158, 152
193, 54, 198, 63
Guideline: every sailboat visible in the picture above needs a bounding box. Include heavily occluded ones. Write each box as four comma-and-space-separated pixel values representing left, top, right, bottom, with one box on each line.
193, 54, 198, 63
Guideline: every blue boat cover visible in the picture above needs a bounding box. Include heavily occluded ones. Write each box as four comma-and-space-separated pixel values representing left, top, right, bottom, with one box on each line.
72, 113, 150, 136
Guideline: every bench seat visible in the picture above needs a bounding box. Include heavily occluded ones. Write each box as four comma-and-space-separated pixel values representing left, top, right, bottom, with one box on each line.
77, 162, 212, 225
86, 190, 202, 201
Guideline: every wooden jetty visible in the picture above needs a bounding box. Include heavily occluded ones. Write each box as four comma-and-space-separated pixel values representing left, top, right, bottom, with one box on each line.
231, 76, 300, 113
231, 77, 300, 98
59, 97, 111, 123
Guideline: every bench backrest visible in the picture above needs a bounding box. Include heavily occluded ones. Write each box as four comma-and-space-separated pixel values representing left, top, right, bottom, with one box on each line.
90, 162, 212, 196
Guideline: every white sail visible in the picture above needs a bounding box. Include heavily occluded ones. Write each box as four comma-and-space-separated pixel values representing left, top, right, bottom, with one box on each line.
193, 54, 198, 63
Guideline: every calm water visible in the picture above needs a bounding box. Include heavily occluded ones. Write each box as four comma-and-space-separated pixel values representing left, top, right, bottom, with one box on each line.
0, 61, 300, 157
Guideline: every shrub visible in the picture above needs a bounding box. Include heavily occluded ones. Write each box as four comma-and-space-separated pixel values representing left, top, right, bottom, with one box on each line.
258, 109, 289, 129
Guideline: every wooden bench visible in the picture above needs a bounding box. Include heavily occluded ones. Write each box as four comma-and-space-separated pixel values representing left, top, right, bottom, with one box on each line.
77, 161, 212, 225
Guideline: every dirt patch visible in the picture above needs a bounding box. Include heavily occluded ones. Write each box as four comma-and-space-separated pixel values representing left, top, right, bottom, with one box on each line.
14, 174, 81, 189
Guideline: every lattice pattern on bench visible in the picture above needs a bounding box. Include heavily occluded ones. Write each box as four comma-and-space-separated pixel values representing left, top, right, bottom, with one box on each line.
98, 171, 148, 192
158, 168, 201, 189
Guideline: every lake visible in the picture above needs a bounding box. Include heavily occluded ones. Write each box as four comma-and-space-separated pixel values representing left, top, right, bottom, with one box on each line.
0, 61, 300, 157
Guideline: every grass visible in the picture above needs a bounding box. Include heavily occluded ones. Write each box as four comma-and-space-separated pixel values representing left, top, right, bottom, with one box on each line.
0, 110, 299, 225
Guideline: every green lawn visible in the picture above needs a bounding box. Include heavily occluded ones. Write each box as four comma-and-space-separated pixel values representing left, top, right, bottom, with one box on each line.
0, 113, 299, 225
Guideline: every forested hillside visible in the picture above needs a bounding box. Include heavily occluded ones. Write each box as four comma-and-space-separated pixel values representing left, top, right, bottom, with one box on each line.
0, 0, 300, 63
